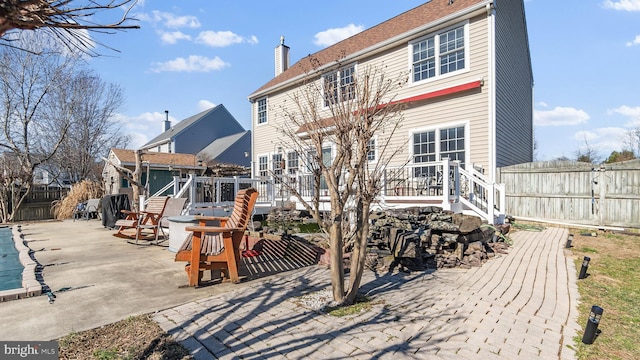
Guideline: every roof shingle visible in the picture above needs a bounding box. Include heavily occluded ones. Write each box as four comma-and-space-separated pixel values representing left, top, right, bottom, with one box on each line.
249, 0, 487, 98
111, 148, 201, 168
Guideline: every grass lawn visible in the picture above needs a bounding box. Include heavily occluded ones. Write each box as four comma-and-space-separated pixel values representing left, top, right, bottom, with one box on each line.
570, 231, 640, 360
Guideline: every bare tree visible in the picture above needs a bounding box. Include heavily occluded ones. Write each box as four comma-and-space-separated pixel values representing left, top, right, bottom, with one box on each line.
574, 138, 601, 164
0, 0, 139, 55
0, 38, 77, 221
623, 127, 640, 157
274, 61, 407, 304
48, 68, 129, 184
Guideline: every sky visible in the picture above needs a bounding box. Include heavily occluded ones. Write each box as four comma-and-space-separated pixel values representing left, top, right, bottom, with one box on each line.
84, 0, 640, 161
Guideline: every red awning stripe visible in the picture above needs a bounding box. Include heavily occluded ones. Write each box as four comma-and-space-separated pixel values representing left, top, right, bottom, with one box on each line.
391, 80, 483, 105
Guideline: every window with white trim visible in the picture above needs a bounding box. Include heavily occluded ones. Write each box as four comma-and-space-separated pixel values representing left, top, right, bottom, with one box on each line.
258, 156, 268, 177
324, 64, 355, 107
257, 97, 267, 124
413, 125, 466, 176
367, 138, 377, 162
272, 153, 283, 177
411, 24, 466, 83
413, 131, 436, 177
287, 151, 299, 175
320, 146, 332, 191
440, 126, 465, 165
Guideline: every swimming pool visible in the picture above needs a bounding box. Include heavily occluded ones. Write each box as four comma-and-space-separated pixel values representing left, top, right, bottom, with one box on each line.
0, 226, 23, 291
0, 226, 41, 301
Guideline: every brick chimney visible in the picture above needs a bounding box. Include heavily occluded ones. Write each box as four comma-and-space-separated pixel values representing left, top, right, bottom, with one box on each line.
274, 35, 290, 77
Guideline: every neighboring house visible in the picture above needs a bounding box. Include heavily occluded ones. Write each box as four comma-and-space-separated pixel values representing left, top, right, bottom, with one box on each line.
142, 104, 251, 167
33, 166, 71, 188
248, 0, 533, 183
103, 149, 205, 196
197, 130, 252, 168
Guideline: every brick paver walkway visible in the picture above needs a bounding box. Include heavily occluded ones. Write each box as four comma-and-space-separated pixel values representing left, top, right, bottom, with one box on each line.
153, 226, 580, 359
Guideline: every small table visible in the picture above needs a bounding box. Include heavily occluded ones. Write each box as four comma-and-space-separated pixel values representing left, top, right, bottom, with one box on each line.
167, 215, 198, 253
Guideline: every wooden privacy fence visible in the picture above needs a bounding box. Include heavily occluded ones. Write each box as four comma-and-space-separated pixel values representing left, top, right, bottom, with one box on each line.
497, 160, 640, 229
10, 187, 68, 222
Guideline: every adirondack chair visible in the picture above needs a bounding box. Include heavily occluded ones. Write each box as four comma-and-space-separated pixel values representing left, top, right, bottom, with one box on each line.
113, 196, 169, 242
175, 188, 258, 287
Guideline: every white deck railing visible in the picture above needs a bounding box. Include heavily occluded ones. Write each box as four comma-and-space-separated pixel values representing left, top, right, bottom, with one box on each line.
150, 160, 506, 223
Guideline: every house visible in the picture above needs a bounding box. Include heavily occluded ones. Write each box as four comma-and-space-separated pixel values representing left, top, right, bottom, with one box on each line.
102, 149, 205, 196
248, 0, 533, 185
197, 130, 251, 168
142, 104, 251, 167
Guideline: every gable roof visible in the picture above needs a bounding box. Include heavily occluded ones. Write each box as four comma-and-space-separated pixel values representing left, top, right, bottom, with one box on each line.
110, 148, 202, 169
249, 0, 489, 99
142, 104, 242, 148
197, 131, 251, 160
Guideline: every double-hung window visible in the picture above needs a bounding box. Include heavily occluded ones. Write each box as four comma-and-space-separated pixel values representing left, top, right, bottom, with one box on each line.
411, 24, 467, 83
367, 138, 377, 162
440, 126, 465, 165
324, 64, 355, 107
413, 131, 436, 177
287, 151, 299, 175
257, 97, 267, 124
272, 153, 283, 178
258, 156, 268, 177
413, 125, 466, 177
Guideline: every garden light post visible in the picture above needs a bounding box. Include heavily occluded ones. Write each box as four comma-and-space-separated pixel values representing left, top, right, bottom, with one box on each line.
579, 256, 590, 279
566, 233, 573, 248
582, 305, 603, 344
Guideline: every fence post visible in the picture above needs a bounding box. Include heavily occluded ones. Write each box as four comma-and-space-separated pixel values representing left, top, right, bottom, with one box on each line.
173, 175, 180, 196
188, 174, 197, 205
599, 168, 606, 227
441, 158, 450, 209
452, 161, 461, 200
381, 165, 387, 198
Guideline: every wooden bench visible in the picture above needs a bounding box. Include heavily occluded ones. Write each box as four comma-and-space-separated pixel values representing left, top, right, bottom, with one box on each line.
174, 188, 258, 287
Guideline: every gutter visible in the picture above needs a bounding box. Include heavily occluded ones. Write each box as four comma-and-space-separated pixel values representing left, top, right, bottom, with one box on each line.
138, 138, 172, 151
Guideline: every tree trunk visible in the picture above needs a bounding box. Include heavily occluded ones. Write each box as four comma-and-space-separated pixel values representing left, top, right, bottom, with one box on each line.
8, 181, 32, 223
131, 149, 143, 212
330, 218, 345, 304
346, 199, 371, 304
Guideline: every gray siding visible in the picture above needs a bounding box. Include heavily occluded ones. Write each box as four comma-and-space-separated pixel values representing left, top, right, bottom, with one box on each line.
174, 106, 245, 154
213, 131, 252, 167
494, 0, 534, 167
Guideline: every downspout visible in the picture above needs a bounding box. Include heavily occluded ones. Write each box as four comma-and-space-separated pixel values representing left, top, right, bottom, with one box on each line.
487, 2, 497, 182
249, 100, 256, 178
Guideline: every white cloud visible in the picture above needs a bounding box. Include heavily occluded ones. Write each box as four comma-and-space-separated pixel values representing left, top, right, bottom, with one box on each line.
534, 106, 590, 126
115, 111, 179, 149
574, 127, 629, 154
150, 55, 230, 73
626, 34, 640, 46
159, 31, 192, 44
537, 101, 548, 108
197, 100, 217, 111
603, 0, 640, 11
608, 105, 640, 126
313, 24, 364, 47
195, 31, 258, 47
139, 10, 201, 28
